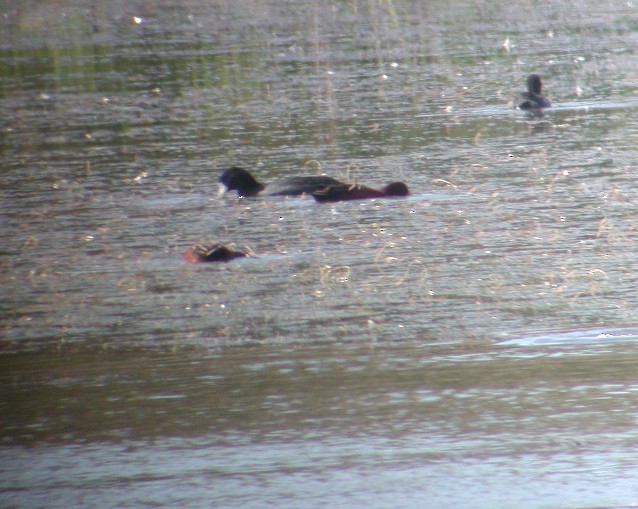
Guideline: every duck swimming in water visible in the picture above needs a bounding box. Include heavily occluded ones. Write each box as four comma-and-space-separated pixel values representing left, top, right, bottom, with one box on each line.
519, 74, 551, 110
218, 166, 345, 198
183, 242, 249, 263
312, 181, 409, 202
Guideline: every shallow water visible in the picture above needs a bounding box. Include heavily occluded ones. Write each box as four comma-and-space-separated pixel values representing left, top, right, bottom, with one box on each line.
3, 0, 638, 507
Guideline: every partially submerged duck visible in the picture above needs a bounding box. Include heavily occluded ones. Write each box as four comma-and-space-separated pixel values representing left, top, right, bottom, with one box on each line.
183, 242, 249, 263
519, 74, 551, 110
312, 181, 409, 202
219, 166, 344, 198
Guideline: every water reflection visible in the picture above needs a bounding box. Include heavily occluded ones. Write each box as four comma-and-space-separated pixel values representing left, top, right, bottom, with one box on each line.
3, 340, 638, 506
3, 338, 638, 442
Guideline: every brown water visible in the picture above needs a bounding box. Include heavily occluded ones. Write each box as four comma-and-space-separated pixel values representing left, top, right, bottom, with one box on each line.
3, 0, 638, 507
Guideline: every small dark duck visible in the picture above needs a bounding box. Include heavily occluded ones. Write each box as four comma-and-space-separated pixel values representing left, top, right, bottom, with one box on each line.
519, 74, 551, 110
183, 242, 249, 263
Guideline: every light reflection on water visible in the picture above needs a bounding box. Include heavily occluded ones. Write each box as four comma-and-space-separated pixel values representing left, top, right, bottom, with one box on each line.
3, 439, 638, 509
3, 340, 638, 507
3, 0, 638, 507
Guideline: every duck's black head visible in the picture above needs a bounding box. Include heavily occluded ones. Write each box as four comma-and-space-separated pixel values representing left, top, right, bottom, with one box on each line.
526, 74, 543, 95
219, 167, 265, 197
384, 182, 409, 196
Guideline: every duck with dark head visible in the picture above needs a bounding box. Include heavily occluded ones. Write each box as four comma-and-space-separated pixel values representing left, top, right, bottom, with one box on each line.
218, 166, 344, 198
519, 74, 551, 110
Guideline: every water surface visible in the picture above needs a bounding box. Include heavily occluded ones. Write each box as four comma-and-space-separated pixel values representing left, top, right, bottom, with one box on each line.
3, 0, 638, 507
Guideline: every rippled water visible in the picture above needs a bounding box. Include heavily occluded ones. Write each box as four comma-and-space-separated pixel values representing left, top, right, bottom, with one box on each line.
3, 0, 638, 507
